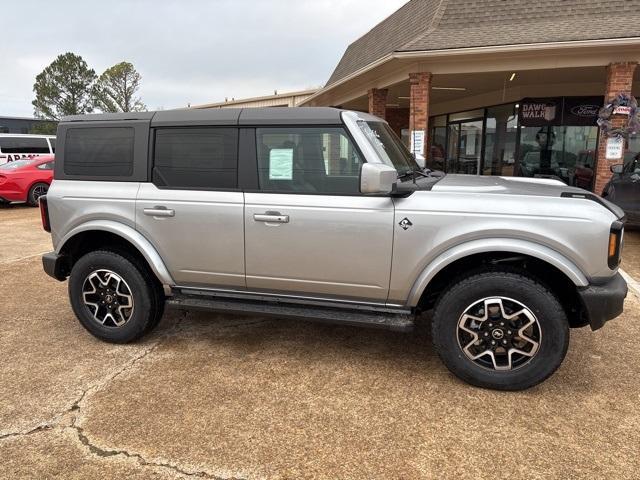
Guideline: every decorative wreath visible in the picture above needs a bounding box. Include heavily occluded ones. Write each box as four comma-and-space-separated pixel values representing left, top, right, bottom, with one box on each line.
598, 93, 640, 138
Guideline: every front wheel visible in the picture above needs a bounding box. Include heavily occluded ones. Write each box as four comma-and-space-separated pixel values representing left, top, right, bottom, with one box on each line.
69, 250, 165, 343
432, 270, 569, 391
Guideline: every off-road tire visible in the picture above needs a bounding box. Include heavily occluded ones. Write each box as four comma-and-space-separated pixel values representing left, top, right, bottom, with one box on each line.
69, 250, 164, 343
432, 270, 569, 391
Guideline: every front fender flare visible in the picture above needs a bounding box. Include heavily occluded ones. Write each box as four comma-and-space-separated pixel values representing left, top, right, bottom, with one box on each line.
56, 220, 174, 286
406, 238, 589, 307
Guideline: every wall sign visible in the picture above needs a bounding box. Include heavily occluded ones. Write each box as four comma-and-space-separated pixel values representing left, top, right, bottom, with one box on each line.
605, 136, 624, 160
520, 97, 603, 127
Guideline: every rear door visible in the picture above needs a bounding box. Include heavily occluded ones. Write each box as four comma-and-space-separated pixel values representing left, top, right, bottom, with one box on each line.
136, 127, 245, 289
244, 126, 394, 302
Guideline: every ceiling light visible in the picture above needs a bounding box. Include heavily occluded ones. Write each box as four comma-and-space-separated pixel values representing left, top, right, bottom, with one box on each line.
398, 96, 411, 99
432, 87, 467, 91
509, 72, 517, 81
385, 103, 400, 107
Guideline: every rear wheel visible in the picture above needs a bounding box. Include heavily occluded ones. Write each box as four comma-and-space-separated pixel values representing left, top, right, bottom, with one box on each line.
432, 270, 569, 391
27, 182, 48, 206
69, 250, 164, 343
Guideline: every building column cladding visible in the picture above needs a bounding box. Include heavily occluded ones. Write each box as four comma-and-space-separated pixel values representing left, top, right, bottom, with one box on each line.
594, 62, 637, 195
409, 72, 432, 161
368, 88, 388, 119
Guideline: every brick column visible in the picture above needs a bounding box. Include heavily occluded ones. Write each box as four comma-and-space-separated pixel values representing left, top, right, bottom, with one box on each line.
368, 88, 388, 119
409, 72, 432, 166
593, 62, 637, 195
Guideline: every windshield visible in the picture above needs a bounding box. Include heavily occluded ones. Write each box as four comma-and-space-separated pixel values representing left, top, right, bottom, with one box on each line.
356, 121, 420, 177
0, 160, 34, 170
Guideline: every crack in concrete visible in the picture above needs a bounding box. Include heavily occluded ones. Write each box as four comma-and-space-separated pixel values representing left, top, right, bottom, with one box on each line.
61, 310, 248, 479
65, 425, 245, 480
1, 309, 258, 478
0, 424, 52, 441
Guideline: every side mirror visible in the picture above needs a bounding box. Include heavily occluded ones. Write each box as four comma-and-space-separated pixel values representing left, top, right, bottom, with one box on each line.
360, 163, 397, 194
610, 164, 624, 174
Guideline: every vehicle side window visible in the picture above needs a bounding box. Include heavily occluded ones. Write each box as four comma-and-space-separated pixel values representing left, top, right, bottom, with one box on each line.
256, 127, 363, 194
0, 137, 50, 154
37, 161, 54, 170
65, 127, 134, 176
48, 138, 56, 153
153, 128, 238, 189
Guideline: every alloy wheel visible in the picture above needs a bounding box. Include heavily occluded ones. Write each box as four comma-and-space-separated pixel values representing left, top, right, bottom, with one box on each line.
32, 184, 47, 201
82, 269, 134, 327
456, 297, 541, 371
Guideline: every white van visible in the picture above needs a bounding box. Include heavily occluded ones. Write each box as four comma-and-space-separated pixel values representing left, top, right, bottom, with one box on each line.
0, 134, 56, 164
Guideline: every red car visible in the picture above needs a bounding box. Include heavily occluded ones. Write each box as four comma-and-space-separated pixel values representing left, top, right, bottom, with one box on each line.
0, 155, 54, 206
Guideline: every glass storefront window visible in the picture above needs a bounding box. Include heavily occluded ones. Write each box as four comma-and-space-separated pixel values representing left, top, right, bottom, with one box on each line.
625, 134, 640, 171
432, 115, 447, 127
449, 109, 484, 122
425, 97, 602, 186
483, 103, 518, 176
428, 125, 446, 171
517, 125, 598, 189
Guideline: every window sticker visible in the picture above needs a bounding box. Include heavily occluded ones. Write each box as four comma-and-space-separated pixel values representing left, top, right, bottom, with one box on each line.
269, 148, 293, 180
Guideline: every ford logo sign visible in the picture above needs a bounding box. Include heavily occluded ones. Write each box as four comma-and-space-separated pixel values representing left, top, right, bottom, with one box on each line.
570, 105, 600, 117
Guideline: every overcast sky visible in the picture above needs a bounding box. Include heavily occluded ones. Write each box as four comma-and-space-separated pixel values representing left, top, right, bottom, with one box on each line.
1, 0, 407, 117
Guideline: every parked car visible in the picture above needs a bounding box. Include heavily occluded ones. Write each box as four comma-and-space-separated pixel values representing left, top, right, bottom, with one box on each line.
0, 155, 54, 205
602, 154, 640, 228
0, 133, 55, 164
40, 108, 627, 391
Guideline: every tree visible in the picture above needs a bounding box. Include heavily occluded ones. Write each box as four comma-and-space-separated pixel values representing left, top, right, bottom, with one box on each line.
29, 121, 57, 135
32, 53, 97, 120
94, 62, 146, 113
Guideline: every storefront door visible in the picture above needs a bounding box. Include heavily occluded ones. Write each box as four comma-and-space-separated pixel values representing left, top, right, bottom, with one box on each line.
446, 118, 483, 174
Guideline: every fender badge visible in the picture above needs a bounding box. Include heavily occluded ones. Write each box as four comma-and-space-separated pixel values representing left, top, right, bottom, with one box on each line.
399, 218, 413, 230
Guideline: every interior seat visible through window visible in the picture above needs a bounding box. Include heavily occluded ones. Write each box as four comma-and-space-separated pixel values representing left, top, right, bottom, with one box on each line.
256, 127, 363, 195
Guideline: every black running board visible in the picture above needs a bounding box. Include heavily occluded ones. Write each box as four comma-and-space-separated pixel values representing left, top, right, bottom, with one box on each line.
166, 293, 415, 332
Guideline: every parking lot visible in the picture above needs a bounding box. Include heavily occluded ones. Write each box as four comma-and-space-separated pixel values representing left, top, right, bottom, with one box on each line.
0, 205, 639, 479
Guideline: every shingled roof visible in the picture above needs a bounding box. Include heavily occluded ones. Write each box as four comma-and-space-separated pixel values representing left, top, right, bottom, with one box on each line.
326, 0, 640, 86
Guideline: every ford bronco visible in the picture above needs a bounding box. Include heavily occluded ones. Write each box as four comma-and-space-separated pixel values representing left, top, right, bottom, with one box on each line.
40, 107, 627, 390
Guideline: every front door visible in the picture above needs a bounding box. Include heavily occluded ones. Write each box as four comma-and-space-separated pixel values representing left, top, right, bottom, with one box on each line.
136, 127, 245, 289
244, 126, 394, 302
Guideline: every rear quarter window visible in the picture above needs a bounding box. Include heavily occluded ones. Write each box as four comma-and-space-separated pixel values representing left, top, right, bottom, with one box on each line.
64, 127, 134, 176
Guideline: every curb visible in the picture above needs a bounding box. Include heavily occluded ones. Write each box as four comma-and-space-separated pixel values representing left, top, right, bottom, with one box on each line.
620, 268, 640, 298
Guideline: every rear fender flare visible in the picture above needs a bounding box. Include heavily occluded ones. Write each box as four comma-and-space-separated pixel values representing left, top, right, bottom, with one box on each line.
56, 220, 174, 286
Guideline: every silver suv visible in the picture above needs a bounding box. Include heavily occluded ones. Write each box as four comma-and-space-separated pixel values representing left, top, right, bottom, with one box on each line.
40, 108, 627, 390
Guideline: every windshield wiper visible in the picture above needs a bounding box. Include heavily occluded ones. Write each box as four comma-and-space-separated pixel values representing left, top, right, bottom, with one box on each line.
398, 168, 433, 182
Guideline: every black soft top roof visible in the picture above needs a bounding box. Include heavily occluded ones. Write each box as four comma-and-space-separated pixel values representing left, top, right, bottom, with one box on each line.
61, 107, 345, 126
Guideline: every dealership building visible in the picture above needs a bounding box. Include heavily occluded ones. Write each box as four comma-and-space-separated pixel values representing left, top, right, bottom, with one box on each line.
301, 0, 640, 194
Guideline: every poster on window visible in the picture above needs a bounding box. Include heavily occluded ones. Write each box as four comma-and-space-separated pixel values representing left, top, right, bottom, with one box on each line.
410, 130, 426, 167
520, 98, 563, 127
269, 148, 293, 180
563, 96, 603, 126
